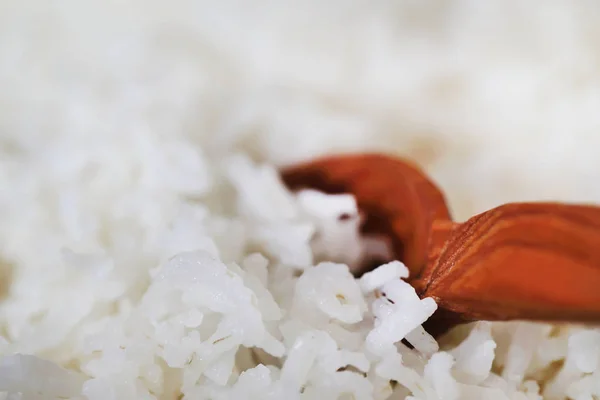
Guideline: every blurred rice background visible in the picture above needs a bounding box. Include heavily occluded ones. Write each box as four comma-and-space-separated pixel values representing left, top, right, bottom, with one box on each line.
1, 0, 600, 220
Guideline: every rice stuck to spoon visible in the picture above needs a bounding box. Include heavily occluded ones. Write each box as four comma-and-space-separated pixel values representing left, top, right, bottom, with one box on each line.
0, 152, 598, 400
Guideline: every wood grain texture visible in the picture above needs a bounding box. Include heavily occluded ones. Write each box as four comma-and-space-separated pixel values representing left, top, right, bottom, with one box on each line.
423, 202, 600, 322
411, 219, 459, 294
280, 153, 600, 334
280, 153, 452, 279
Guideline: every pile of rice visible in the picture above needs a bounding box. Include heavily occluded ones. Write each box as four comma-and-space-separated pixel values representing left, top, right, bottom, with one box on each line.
1, 1, 600, 399
0, 153, 598, 400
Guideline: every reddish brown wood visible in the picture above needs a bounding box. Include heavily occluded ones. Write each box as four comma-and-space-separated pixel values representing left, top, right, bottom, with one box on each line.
281, 153, 452, 280
279, 153, 600, 336
422, 202, 600, 322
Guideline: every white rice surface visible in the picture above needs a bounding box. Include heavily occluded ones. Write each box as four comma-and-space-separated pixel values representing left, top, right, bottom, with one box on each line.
1, 1, 600, 399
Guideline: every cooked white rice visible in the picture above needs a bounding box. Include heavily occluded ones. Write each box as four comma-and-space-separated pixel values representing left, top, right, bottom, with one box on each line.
1, 1, 600, 399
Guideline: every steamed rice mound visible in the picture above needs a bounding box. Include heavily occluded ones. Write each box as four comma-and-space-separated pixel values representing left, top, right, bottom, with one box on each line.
2, 1, 600, 398
0, 152, 598, 400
